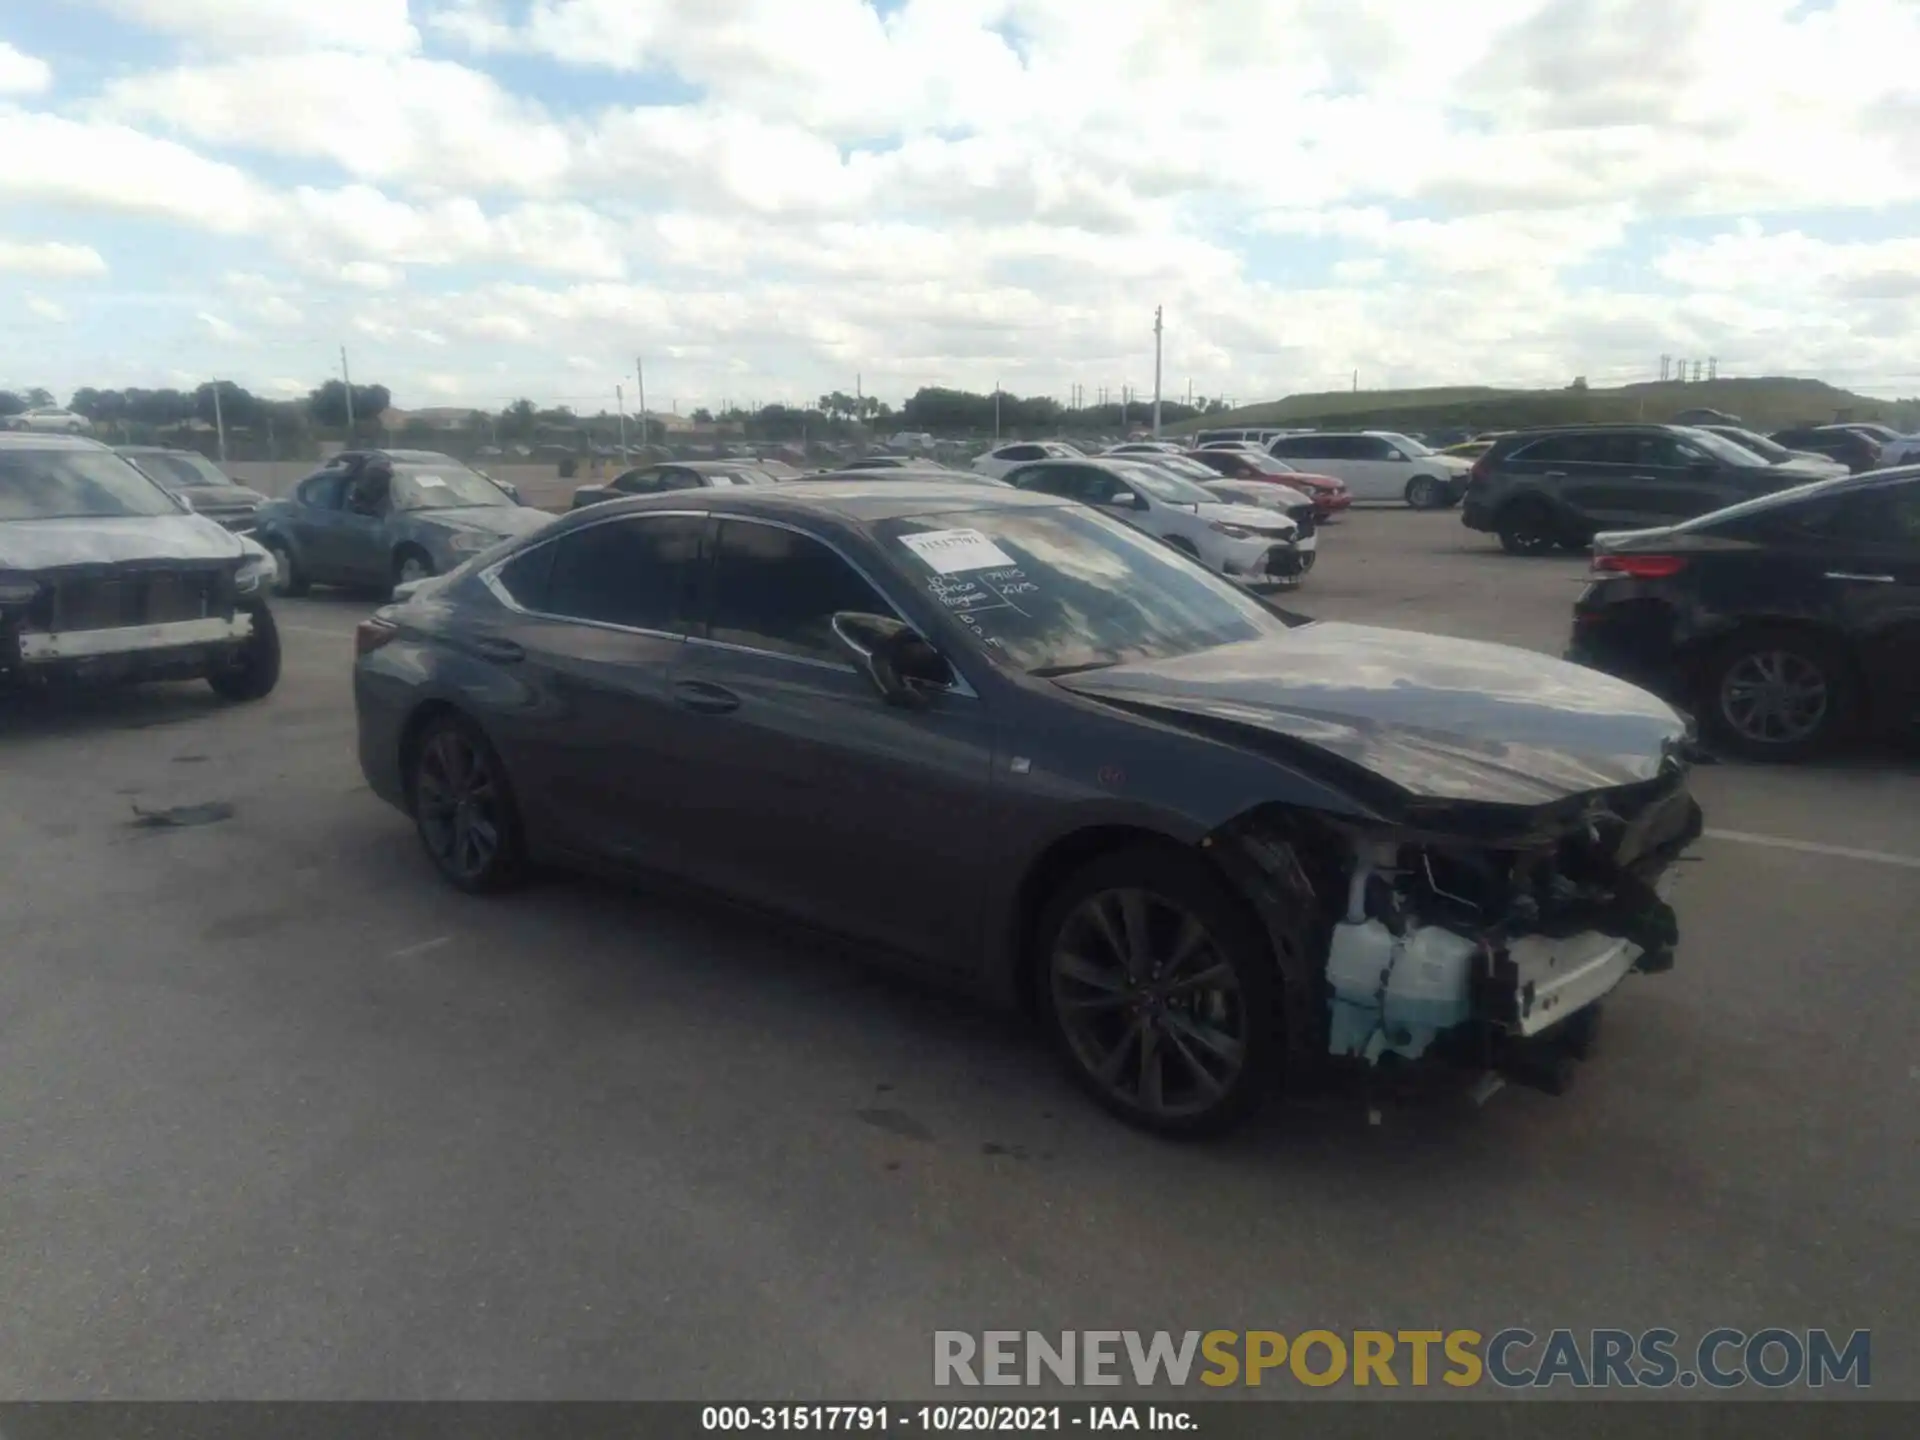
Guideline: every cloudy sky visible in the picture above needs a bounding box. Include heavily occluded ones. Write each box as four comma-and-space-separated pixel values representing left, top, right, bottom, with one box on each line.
2, 0, 1917, 415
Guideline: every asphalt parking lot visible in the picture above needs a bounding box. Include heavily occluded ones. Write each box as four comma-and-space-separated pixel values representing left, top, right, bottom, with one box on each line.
3, 507, 1915, 1400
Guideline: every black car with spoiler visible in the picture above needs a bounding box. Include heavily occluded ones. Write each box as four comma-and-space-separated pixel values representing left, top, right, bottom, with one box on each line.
0, 434, 280, 700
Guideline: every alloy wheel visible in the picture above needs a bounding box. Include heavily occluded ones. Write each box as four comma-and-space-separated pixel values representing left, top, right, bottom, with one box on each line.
415, 729, 503, 883
1407, 475, 1440, 509
1719, 649, 1830, 746
1049, 888, 1248, 1120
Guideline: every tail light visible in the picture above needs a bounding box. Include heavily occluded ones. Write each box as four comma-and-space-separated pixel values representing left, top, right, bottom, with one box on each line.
355, 618, 398, 655
1592, 553, 1687, 579
1467, 456, 1491, 490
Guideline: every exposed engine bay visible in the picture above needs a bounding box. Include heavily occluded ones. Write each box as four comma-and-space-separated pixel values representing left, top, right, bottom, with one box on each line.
1211, 768, 1703, 1095
1323, 774, 1701, 1086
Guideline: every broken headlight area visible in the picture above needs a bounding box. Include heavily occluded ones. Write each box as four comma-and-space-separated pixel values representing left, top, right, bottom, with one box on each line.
1318, 777, 1701, 1084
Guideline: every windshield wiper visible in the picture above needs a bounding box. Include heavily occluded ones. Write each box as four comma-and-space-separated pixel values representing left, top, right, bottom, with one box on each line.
1029, 660, 1121, 678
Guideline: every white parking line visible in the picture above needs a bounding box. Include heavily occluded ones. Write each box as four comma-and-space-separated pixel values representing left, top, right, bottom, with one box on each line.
1704, 828, 1920, 870
390, 935, 453, 959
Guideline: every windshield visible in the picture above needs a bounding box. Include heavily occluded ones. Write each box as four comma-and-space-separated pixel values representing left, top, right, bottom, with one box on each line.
126, 451, 237, 491
0, 449, 184, 521
1713, 428, 1787, 461
1115, 464, 1217, 506
1677, 427, 1776, 466
1138, 453, 1218, 480
1378, 432, 1434, 456
877, 504, 1281, 674
390, 462, 517, 511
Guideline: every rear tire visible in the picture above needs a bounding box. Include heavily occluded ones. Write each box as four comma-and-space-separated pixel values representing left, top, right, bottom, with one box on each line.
1034, 846, 1284, 1138
207, 601, 281, 702
1700, 627, 1856, 762
406, 712, 528, 893
1496, 498, 1560, 556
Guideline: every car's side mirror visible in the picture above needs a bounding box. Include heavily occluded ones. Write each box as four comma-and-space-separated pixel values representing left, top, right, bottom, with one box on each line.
831, 612, 947, 708
1107, 491, 1147, 510
173, 492, 196, 514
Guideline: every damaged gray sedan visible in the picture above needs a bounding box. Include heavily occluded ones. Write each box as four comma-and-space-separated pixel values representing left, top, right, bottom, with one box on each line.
353, 482, 1701, 1136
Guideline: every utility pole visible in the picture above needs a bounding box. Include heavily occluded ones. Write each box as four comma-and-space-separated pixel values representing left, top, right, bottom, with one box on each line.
1352, 369, 1358, 393
1151, 304, 1164, 438
635, 356, 647, 450
340, 346, 355, 436
616, 383, 630, 462
993, 380, 1001, 443
210, 379, 227, 463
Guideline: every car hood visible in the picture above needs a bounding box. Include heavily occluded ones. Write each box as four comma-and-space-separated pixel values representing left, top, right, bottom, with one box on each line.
1195, 501, 1296, 530
1425, 454, 1473, 472
407, 506, 553, 540
174, 483, 267, 510
0, 514, 246, 571
1052, 625, 1688, 808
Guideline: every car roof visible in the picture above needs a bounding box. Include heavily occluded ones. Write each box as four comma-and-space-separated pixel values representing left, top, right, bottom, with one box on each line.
652, 459, 776, 473
0, 431, 110, 451
570, 479, 1067, 525
114, 445, 201, 455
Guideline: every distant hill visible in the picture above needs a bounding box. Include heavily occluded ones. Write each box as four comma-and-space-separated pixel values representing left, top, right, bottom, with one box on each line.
1170, 378, 1917, 437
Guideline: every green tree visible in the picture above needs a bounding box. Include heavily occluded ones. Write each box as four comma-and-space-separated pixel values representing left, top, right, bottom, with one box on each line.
307, 379, 391, 432
25, 386, 54, 408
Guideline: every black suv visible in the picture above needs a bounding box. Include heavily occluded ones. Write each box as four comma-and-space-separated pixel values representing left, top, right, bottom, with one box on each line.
1461, 424, 1826, 555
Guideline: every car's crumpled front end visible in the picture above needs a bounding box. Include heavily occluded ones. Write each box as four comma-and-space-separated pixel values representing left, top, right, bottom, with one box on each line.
1316, 768, 1700, 1089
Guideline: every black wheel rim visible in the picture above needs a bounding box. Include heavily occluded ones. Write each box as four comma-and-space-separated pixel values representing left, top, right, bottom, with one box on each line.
1050, 888, 1247, 1119
1720, 650, 1829, 745
415, 730, 502, 880
1504, 514, 1553, 553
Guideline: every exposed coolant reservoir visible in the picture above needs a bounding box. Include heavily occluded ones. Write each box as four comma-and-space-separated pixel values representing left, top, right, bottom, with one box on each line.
1327, 919, 1481, 1064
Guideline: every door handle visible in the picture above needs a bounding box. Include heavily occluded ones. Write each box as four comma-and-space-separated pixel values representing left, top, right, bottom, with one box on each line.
673, 679, 740, 714
1628, 475, 1657, 482
1543, 470, 1568, 478
1824, 572, 1895, 583
473, 636, 524, 664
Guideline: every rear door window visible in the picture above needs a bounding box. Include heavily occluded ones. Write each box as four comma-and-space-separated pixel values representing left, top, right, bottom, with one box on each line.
542, 514, 705, 632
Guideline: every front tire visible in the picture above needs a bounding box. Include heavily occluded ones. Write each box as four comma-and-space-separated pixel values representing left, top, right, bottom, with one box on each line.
1035, 847, 1282, 1137
1405, 474, 1445, 510
407, 713, 527, 892
207, 600, 281, 702
394, 548, 435, 590
263, 538, 309, 597
1701, 627, 1856, 762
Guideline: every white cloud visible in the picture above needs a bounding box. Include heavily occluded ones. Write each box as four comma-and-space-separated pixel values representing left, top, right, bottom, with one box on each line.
0, 238, 107, 276
0, 111, 274, 231
0, 40, 52, 94
197, 312, 244, 341
26, 295, 67, 321
8, 0, 1920, 407
82, 0, 419, 54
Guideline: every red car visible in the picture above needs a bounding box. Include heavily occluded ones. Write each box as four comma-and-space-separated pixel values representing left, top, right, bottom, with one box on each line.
1186, 448, 1352, 519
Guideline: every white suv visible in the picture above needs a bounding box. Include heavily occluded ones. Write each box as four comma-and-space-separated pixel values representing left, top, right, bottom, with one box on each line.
972, 440, 1085, 479
1006, 457, 1307, 586
1266, 430, 1468, 508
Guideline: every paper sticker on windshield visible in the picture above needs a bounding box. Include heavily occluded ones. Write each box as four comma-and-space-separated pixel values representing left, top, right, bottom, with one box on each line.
899, 528, 1016, 574
412, 473, 448, 487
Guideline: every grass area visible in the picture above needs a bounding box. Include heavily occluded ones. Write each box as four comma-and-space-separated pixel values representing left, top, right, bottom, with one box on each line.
1169, 377, 1917, 437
